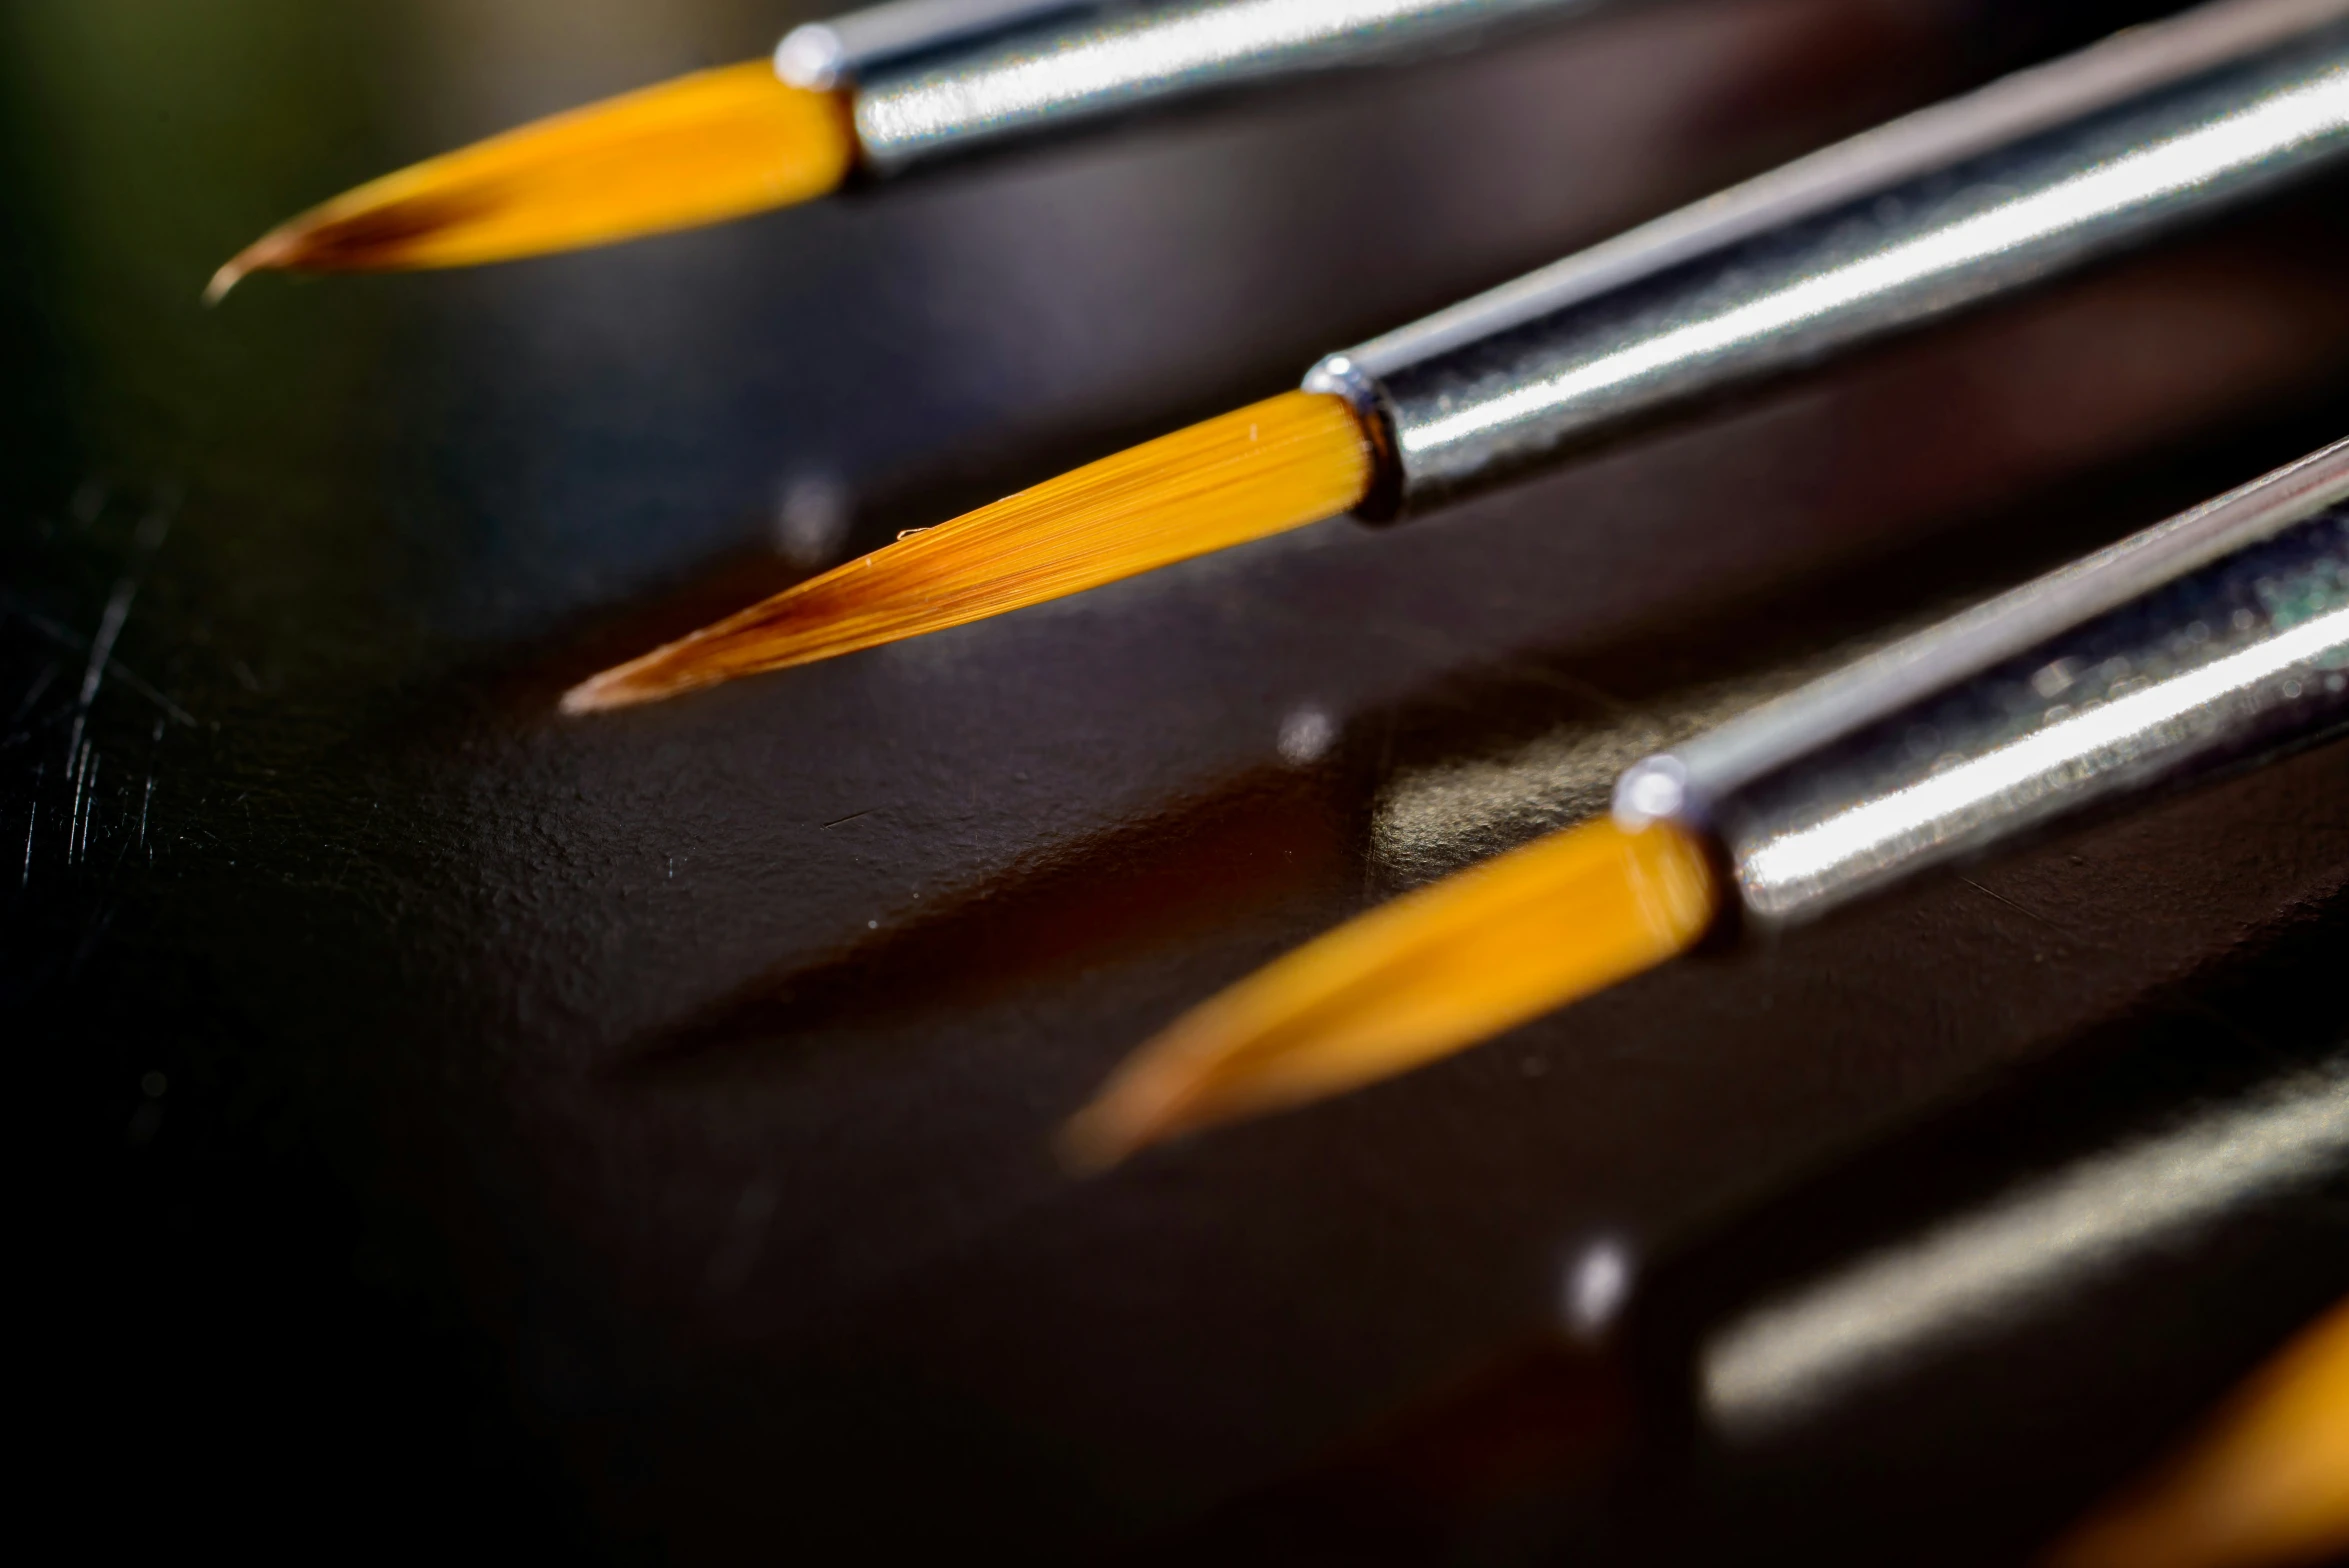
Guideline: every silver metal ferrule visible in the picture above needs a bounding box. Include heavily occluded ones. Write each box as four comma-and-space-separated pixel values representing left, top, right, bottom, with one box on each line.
1303, 0, 2349, 514
1615, 440, 2349, 929
846, 0, 1597, 173
778, 0, 1101, 90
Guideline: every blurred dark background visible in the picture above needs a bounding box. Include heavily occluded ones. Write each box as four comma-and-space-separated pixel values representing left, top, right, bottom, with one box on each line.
7, 0, 2345, 1559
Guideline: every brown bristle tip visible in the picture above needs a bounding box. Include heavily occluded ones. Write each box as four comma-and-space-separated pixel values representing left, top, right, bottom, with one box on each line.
205, 235, 289, 305
559, 669, 659, 715
1054, 1096, 1162, 1176
1053, 1117, 1124, 1177
557, 684, 610, 717
210, 62, 856, 283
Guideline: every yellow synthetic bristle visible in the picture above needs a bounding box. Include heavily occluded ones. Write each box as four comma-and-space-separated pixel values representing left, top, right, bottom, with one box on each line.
562, 390, 1376, 713
2047, 1298, 2349, 1568
208, 62, 854, 299
1062, 818, 1719, 1172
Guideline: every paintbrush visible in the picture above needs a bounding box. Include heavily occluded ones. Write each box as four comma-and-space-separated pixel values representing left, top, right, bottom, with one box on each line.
1172, 1015, 2349, 1562
2049, 1295, 2349, 1568
208, 0, 1640, 300
1061, 432, 2349, 1167
562, 0, 2349, 713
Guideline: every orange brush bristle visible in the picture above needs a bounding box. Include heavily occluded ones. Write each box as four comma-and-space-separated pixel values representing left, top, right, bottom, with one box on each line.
562, 389, 1377, 713
2048, 1297, 2349, 1568
1061, 818, 1720, 1172
208, 61, 855, 300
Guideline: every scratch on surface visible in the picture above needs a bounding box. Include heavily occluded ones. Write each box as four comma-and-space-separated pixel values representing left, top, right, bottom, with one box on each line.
0, 591, 193, 727
137, 719, 162, 858
21, 762, 41, 887
822, 809, 876, 830
79, 579, 136, 706
116, 667, 193, 726
67, 577, 138, 766
11, 662, 58, 727
1955, 874, 2086, 942
65, 743, 88, 867
75, 750, 100, 865
31, 492, 179, 762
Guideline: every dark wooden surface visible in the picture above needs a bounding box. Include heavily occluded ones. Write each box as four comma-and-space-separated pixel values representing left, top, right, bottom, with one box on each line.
10, 0, 2347, 1559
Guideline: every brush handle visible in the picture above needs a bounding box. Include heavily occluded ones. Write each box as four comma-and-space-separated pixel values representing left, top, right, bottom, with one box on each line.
846, 0, 1600, 172
1317, 6, 2349, 513
1626, 447, 2349, 929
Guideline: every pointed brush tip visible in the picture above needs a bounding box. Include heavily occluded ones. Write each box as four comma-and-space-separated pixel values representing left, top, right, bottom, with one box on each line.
1059, 1064, 1202, 1176
202, 261, 246, 307
558, 677, 629, 716
207, 230, 301, 305
1054, 1110, 1138, 1178
560, 657, 689, 715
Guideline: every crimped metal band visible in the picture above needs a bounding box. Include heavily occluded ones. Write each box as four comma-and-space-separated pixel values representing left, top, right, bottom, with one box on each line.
1304, 0, 2349, 513
778, 0, 1098, 90
1618, 441, 2349, 927
849, 0, 1591, 173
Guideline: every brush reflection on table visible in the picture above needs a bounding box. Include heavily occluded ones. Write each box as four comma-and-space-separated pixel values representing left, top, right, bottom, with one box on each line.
1061, 436, 2349, 1167
9, 0, 2349, 1559
1172, 967, 2349, 1565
